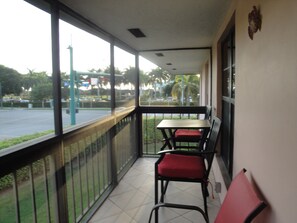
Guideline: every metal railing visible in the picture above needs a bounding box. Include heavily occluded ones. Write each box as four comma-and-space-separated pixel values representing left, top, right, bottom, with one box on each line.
0, 109, 138, 223
0, 106, 208, 222
140, 106, 209, 155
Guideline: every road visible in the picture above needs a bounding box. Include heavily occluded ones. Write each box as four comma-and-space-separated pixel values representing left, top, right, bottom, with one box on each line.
0, 108, 111, 140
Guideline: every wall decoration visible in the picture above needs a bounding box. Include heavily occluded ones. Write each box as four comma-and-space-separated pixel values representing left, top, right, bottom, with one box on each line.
248, 6, 262, 40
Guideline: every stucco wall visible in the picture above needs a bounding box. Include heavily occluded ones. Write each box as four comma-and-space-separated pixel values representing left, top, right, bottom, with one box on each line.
212, 0, 297, 222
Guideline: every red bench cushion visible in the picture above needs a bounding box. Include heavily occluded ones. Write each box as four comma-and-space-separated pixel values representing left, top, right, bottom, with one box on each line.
174, 129, 202, 140
158, 154, 205, 179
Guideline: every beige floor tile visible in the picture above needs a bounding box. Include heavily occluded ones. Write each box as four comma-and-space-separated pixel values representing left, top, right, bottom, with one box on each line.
89, 158, 221, 223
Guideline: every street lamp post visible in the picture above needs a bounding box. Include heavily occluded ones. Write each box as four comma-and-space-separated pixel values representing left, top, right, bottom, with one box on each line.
68, 45, 76, 125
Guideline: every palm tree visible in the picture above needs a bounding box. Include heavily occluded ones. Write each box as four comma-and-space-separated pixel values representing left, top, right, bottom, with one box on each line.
103, 66, 123, 86
122, 66, 136, 88
147, 67, 170, 99
171, 75, 200, 105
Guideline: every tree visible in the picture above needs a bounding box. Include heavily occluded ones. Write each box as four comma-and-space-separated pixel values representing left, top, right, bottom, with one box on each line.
61, 87, 70, 100
122, 66, 136, 87
139, 72, 150, 87
0, 65, 22, 95
163, 81, 175, 98
147, 67, 170, 99
103, 66, 122, 75
171, 75, 200, 105
22, 69, 51, 90
30, 83, 52, 102
148, 67, 170, 85
91, 66, 123, 87
122, 66, 146, 89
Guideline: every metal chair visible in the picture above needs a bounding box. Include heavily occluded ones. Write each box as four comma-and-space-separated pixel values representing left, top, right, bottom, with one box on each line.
149, 116, 221, 223
149, 166, 267, 223
214, 169, 267, 223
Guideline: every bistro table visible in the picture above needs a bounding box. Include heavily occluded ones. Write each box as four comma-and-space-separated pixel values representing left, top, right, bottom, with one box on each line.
157, 119, 211, 151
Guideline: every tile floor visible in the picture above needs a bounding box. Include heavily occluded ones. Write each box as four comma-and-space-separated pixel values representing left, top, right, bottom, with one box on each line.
89, 158, 221, 223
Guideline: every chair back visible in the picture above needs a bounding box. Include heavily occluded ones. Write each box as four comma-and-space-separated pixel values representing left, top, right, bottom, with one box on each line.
204, 116, 221, 177
197, 106, 212, 120
205, 105, 212, 120
214, 169, 266, 223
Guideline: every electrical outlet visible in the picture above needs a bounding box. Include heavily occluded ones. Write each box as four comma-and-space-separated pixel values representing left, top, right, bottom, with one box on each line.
215, 182, 221, 193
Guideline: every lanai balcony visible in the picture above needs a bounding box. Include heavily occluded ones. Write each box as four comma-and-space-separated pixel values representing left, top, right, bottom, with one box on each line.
1, 0, 297, 222
1, 1, 223, 222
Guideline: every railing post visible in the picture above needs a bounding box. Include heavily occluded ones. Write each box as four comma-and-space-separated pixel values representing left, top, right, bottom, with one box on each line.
50, 2, 69, 222
108, 125, 118, 188
135, 54, 142, 157
54, 142, 69, 223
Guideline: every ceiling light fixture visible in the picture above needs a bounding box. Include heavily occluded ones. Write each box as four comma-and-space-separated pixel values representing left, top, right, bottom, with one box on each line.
128, 28, 146, 38
155, 53, 164, 57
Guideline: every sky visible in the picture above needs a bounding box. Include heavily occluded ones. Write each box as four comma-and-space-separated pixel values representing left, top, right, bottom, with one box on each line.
0, 0, 157, 75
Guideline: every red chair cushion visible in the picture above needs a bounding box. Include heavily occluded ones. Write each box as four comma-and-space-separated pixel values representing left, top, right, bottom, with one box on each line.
175, 129, 202, 140
158, 154, 205, 179
214, 170, 265, 223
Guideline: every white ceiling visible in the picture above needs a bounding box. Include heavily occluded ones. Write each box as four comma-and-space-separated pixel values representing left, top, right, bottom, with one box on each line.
58, 0, 231, 75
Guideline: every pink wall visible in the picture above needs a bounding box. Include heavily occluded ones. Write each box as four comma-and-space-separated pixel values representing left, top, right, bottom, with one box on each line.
211, 0, 297, 222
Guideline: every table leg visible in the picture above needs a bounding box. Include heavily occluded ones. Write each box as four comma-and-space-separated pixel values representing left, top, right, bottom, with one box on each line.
168, 129, 176, 149
160, 129, 172, 150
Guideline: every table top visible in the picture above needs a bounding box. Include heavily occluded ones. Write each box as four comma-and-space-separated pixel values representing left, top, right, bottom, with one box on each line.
157, 119, 211, 129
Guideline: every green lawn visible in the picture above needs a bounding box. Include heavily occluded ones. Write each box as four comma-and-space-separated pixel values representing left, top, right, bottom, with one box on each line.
0, 130, 53, 150
0, 152, 110, 223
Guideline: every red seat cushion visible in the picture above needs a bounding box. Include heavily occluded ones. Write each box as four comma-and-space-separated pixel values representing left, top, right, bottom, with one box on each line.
158, 154, 205, 179
175, 129, 202, 140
